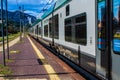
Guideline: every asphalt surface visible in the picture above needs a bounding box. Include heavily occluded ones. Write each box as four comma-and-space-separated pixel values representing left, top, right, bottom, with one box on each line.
0, 36, 86, 80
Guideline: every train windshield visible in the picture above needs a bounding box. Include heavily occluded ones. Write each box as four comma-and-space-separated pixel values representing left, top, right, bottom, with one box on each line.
113, 0, 120, 53
97, 0, 106, 50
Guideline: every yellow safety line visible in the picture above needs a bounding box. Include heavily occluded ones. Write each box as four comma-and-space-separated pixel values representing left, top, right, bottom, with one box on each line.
27, 36, 60, 80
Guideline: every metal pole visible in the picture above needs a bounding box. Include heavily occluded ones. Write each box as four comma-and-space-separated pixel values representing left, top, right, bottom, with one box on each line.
5, 0, 9, 59
22, 5, 25, 37
52, 2, 57, 46
1, 0, 6, 66
19, 6, 22, 41
52, 12, 54, 46
78, 46, 81, 65
106, 0, 112, 80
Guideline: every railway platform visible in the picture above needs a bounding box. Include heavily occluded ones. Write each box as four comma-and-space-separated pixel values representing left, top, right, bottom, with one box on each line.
0, 35, 86, 80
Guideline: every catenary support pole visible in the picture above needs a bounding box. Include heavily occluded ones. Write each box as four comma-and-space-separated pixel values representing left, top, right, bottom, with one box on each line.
52, 2, 57, 46
5, 0, 9, 59
1, 0, 6, 66
19, 6, 22, 41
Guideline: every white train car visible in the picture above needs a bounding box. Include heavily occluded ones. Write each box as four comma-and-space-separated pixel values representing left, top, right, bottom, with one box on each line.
42, 14, 52, 41
30, 19, 42, 38
42, 0, 96, 57
37, 0, 97, 78
29, 0, 120, 80
55, 0, 96, 57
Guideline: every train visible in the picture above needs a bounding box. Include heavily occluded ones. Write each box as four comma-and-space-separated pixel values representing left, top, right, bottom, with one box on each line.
29, 0, 120, 80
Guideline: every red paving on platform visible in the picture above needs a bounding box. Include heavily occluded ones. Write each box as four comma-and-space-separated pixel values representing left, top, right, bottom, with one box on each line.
0, 36, 86, 80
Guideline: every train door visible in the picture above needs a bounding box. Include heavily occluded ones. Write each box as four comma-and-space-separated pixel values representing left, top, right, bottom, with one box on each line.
36, 25, 38, 39
112, 0, 120, 80
112, 0, 120, 54
97, 0, 120, 80
97, 0, 108, 78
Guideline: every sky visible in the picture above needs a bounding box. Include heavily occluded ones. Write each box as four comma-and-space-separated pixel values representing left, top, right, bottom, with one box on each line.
2, 0, 56, 18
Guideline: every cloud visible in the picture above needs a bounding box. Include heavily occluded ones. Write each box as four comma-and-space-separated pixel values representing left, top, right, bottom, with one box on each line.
8, 0, 17, 4
24, 10, 40, 17
36, 13, 44, 19
40, 0, 54, 4
8, 0, 50, 5
7, 0, 55, 17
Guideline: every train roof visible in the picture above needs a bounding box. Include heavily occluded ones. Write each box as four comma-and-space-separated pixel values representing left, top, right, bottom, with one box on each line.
31, 19, 41, 27
31, 0, 71, 27
42, 0, 71, 19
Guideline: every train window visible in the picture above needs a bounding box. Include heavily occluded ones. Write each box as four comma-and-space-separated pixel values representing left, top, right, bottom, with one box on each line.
65, 26, 72, 41
35, 28, 37, 34
53, 14, 59, 39
75, 24, 87, 45
44, 25, 48, 37
66, 5, 70, 16
31, 28, 34, 33
75, 13, 87, 45
36, 25, 38, 35
65, 13, 87, 45
113, 0, 120, 53
65, 19, 72, 42
38, 27, 41, 35
65, 19, 71, 25
75, 15, 86, 23
49, 18, 52, 38
97, 0, 106, 49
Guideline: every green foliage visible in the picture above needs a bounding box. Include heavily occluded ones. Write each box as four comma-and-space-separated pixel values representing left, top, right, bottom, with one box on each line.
5, 59, 14, 63
0, 32, 20, 42
0, 64, 12, 75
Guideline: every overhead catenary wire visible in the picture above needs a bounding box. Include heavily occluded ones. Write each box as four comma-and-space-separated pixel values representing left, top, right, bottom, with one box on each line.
38, 0, 56, 19
16, 0, 19, 9
15, 0, 56, 24
39, 0, 54, 13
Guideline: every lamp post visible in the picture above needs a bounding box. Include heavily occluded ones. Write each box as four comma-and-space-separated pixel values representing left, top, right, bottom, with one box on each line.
1, 0, 6, 66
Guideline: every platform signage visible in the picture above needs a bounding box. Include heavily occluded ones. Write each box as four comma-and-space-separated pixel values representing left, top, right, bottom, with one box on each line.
113, 0, 120, 53
97, 0, 106, 50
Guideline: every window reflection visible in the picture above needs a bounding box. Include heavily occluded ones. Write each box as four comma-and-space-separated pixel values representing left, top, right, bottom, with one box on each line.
97, 0, 106, 49
65, 13, 87, 45
44, 25, 48, 37
113, 0, 120, 53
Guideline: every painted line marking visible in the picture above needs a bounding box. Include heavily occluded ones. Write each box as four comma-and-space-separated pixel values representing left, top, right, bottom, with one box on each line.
6, 79, 47, 80
27, 36, 60, 80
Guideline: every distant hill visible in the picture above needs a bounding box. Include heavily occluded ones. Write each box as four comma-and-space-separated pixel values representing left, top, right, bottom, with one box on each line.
0, 10, 37, 36
0, 10, 37, 25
